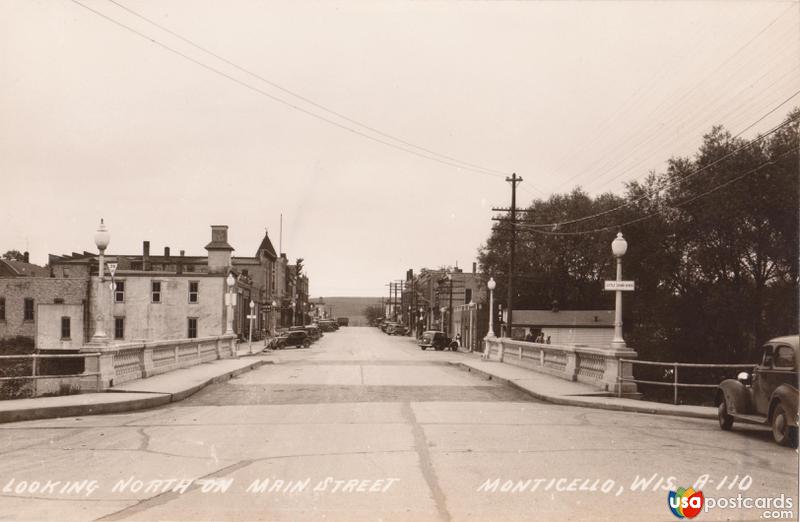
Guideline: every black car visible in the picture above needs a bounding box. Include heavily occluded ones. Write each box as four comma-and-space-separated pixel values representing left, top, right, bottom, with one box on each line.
418, 330, 458, 351
276, 330, 311, 349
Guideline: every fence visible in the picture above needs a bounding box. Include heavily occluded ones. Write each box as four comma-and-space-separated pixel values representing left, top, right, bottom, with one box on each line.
617, 359, 756, 404
0, 353, 102, 398
483, 337, 638, 394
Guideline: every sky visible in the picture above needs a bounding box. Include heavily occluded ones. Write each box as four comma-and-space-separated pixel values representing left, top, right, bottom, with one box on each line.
1, 0, 798, 297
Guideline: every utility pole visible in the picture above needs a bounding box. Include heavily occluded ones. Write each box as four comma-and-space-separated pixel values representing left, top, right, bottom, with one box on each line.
504, 173, 522, 338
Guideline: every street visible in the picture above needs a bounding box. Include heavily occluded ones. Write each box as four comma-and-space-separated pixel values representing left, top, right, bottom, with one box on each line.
0, 327, 795, 521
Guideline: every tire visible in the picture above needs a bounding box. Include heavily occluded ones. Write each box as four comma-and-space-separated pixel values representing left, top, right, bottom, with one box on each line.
420, 346, 426, 351
772, 403, 797, 447
718, 399, 734, 431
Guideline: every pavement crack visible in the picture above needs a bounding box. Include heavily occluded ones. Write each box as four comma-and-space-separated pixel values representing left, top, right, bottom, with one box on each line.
136, 427, 151, 451
400, 401, 451, 522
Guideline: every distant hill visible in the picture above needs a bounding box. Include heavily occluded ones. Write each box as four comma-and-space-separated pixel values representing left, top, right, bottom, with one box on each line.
310, 296, 382, 326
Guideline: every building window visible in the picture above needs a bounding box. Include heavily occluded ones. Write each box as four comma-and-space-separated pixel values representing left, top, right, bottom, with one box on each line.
24, 298, 34, 321
187, 318, 198, 339
0, 297, 5, 321
114, 317, 124, 340
115, 281, 125, 303
465, 288, 472, 304
152, 281, 161, 303
189, 281, 199, 303
61, 317, 71, 339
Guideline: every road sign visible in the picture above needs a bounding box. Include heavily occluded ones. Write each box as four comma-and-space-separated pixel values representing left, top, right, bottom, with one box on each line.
246, 314, 257, 320
604, 280, 635, 291
106, 262, 117, 277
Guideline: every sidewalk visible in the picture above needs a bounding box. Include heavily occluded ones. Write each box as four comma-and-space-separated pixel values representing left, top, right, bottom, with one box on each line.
0, 352, 272, 424
454, 358, 717, 420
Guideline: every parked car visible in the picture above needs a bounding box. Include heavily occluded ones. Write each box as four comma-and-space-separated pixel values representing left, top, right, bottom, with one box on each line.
304, 325, 322, 342
275, 330, 311, 349
318, 320, 338, 332
381, 322, 397, 333
336, 317, 349, 327
418, 330, 458, 351
716, 335, 799, 447
391, 324, 408, 336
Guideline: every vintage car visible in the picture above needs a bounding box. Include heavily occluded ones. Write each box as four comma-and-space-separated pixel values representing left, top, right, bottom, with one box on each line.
418, 330, 458, 351
275, 330, 311, 349
716, 335, 799, 447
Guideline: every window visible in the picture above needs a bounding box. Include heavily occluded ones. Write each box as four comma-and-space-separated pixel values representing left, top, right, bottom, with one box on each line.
151, 281, 161, 303
187, 318, 198, 339
24, 298, 34, 321
189, 281, 199, 303
61, 317, 71, 339
0, 297, 5, 321
465, 288, 473, 304
774, 345, 795, 369
114, 317, 124, 340
114, 281, 125, 303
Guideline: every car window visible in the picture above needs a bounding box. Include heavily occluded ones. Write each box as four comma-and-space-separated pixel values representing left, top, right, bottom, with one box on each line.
774, 345, 795, 369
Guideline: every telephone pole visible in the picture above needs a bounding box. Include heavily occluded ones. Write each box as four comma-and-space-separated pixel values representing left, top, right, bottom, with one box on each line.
505, 173, 522, 338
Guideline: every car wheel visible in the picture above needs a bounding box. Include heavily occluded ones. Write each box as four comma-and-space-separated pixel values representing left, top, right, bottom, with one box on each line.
420, 346, 426, 351
303, 341, 311, 348
717, 399, 734, 431
772, 403, 797, 447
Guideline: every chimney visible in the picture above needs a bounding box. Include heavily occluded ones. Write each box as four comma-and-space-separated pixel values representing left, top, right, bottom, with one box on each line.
180, 250, 185, 257
472, 262, 476, 274
177, 250, 185, 275
143, 241, 150, 271
551, 300, 559, 313
205, 225, 234, 274
164, 246, 170, 257
23, 251, 29, 263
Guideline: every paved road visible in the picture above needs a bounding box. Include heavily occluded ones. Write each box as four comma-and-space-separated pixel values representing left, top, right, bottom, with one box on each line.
0, 328, 795, 521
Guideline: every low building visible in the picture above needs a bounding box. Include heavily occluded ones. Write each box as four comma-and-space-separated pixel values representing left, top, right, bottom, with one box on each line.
508, 309, 615, 346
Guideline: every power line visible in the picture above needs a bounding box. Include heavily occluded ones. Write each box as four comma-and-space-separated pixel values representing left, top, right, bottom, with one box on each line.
509, 111, 798, 231
69, 0, 508, 179
506, 148, 793, 237
105, 0, 515, 179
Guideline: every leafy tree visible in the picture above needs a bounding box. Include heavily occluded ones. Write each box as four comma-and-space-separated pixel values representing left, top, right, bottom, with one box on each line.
363, 305, 384, 324
477, 109, 799, 362
2, 250, 25, 262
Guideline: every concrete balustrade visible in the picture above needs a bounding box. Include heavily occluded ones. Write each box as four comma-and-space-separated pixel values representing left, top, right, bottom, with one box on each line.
83, 334, 237, 389
483, 337, 639, 395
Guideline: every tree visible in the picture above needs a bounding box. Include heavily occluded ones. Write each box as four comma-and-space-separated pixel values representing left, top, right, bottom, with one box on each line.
363, 305, 384, 324
2, 250, 25, 262
477, 109, 799, 362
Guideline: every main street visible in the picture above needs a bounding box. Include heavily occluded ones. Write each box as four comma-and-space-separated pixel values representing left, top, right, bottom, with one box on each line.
0, 328, 794, 521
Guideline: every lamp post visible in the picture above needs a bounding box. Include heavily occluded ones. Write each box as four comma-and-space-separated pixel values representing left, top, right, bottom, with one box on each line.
611, 232, 628, 349
447, 274, 453, 337
248, 300, 255, 353
271, 300, 277, 333
486, 278, 496, 339
225, 273, 236, 335
90, 219, 110, 343
291, 300, 296, 326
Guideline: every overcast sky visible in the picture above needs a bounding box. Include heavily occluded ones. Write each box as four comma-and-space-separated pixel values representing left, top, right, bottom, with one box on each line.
1, 0, 798, 297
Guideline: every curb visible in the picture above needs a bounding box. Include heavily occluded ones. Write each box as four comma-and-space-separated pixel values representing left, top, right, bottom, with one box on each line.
455, 362, 716, 421
0, 360, 271, 424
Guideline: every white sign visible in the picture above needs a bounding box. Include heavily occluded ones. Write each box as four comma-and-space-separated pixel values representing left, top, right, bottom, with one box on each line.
604, 280, 635, 291
106, 262, 118, 277
246, 314, 257, 320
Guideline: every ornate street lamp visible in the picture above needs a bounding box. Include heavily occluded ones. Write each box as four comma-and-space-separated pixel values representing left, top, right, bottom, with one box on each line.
486, 277, 496, 339
611, 232, 628, 349
90, 219, 110, 342
446, 273, 453, 337
225, 273, 236, 335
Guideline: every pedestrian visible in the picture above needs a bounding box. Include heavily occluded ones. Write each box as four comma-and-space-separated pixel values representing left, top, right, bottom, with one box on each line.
525, 329, 535, 342
546, 335, 551, 344
535, 332, 545, 343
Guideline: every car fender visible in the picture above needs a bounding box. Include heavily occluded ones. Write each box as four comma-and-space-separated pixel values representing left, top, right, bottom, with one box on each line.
768, 384, 799, 427
716, 379, 752, 416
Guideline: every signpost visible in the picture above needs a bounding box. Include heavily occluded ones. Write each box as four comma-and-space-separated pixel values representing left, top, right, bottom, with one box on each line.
107, 262, 118, 291
604, 280, 635, 291
247, 300, 256, 354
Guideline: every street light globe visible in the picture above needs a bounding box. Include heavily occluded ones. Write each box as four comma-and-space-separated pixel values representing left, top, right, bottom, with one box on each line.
611, 232, 628, 258
226, 273, 236, 288
271, 300, 277, 307
94, 218, 110, 250
249, 300, 255, 310
487, 277, 496, 290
